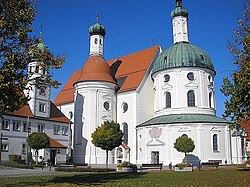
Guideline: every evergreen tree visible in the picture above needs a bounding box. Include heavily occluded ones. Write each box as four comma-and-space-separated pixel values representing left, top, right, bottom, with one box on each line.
91, 121, 123, 168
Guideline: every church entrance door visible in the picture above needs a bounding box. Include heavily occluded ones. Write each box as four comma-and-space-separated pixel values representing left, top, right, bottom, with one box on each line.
151, 151, 159, 164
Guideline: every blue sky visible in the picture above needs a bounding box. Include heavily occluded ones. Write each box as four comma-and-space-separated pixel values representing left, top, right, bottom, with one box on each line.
33, 0, 244, 117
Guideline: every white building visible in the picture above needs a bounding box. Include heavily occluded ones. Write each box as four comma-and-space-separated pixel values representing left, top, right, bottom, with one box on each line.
0, 41, 72, 165
54, 0, 244, 165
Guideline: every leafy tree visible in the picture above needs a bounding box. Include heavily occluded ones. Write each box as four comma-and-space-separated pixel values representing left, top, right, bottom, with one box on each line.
221, 0, 250, 123
27, 132, 50, 165
174, 135, 195, 163
91, 120, 123, 168
0, 0, 65, 115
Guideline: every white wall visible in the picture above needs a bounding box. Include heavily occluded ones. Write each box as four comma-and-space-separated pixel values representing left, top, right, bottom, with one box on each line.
152, 67, 216, 117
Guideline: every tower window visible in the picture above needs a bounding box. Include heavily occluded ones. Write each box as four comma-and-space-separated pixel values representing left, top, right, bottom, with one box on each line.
187, 72, 194, 81
213, 134, 218, 151
123, 123, 128, 144
94, 38, 98, 44
187, 90, 195, 107
164, 74, 170, 82
100, 39, 102, 45
39, 103, 46, 112
165, 92, 171, 108
35, 66, 39, 73
209, 92, 212, 108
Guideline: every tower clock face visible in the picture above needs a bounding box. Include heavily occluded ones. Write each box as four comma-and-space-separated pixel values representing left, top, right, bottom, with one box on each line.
39, 86, 46, 96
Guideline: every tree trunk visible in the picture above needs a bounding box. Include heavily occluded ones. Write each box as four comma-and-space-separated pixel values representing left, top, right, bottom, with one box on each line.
184, 152, 187, 163
106, 150, 108, 169
35, 150, 38, 165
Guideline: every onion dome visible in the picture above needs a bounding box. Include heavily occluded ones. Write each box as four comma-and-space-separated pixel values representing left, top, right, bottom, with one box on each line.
171, 0, 188, 19
29, 41, 51, 60
88, 22, 106, 36
152, 43, 215, 74
75, 56, 115, 84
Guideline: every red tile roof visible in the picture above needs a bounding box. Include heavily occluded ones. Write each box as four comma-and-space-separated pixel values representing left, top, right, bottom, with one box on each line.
8, 102, 70, 124
54, 46, 160, 105
76, 55, 116, 84
48, 136, 67, 148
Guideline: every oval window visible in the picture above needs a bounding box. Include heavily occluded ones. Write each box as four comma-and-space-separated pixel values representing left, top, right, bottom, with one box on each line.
164, 74, 170, 82
122, 102, 128, 113
187, 72, 194, 81
103, 101, 110, 111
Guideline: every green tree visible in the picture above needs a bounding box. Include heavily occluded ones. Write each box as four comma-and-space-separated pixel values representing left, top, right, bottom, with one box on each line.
91, 120, 123, 168
0, 0, 65, 115
27, 132, 50, 165
221, 0, 250, 123
174, 135, 195, 163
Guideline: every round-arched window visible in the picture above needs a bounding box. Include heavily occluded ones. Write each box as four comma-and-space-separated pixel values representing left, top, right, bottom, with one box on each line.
122, 102, 128, 113
103, 101, 110, 111
164, 74, 170, 82
187, 72, 194, 81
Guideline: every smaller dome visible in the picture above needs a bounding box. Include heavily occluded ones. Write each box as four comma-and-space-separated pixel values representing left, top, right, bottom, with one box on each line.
29, 41, 51, 59
88, 22, 106, 36
171, 6, 188, 19
75, 56, 115, 84
37, 42, 50, 53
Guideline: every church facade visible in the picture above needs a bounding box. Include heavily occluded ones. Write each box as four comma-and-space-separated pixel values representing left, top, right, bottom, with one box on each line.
54, 0, 244, 166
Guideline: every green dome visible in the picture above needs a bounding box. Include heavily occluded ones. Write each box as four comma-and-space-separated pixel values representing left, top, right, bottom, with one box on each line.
152, 43, 215, 74
29, 41, 50, 59
37, 42, 50, 53
171, 6, 188, 19
89, 22, 106, 36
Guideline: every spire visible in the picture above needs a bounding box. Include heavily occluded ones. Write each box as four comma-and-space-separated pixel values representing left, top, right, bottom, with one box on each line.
171, 0, 189, 44
176, 0, 182, 7
96, 11, 99, 23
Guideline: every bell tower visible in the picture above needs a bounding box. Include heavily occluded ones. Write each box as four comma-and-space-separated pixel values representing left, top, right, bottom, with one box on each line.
26, 39, 51, 118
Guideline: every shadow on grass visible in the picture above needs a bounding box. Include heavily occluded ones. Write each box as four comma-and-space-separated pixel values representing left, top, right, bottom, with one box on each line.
50, 172, 146, 185
3, 172, 146, 187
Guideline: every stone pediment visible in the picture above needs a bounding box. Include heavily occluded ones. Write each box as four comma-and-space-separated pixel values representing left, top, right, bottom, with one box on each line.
185, 82, 198, 88
162, 83, 173, 90
146, 139, 165, 146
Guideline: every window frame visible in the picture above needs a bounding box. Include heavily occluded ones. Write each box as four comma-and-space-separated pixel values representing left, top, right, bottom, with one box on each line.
165, 91, 171, 108
13, 120, 21, 131
53, 125, 60, 135
187, 90, 196, 107
212, 134, 219, 152
38, 123, 45, 133
187, 72, 195, 81
164, 74, 170, 82
39, 103, 46, 113
22, 143, 27, 155
1, 119, 10, 130
122, 123, 128, 145
1, 143, 8, 152
122, 102, 128, 113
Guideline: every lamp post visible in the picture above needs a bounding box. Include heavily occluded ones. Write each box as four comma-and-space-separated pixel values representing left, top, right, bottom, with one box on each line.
26, 125, 31, 165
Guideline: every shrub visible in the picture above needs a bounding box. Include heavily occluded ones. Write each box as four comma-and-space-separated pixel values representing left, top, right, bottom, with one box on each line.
175, 163, 192, 169
9, 155, 25, 164
55, 167, 116, 172
119, 161, 137, 168
0, 162, 33, 169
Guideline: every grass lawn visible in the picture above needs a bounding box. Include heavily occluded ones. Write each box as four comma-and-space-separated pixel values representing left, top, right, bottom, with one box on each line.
0, 169, 249, 187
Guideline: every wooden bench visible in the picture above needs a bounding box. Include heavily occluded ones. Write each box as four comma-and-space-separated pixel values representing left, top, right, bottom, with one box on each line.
201, 160, 221, 169
140, 163, 163, 171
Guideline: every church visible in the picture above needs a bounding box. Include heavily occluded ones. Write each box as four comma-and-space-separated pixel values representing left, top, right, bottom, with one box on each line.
53, 0, 246, 166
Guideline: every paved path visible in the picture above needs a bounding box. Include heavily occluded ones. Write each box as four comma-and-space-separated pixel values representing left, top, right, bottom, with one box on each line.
0, 166, 61, 178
